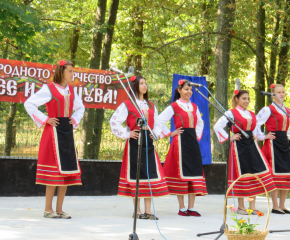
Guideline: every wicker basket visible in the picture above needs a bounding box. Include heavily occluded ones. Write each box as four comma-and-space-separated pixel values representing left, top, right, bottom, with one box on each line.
223, 173, 270, 240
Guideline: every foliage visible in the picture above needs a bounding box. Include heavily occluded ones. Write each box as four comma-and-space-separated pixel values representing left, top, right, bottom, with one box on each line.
2, 0, 290, 160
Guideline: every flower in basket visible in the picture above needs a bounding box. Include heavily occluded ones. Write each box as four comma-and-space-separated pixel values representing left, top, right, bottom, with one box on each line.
227, 200, 264, 235
226, 205, 234, 209
246, 209, 254, 215
245, 197, 254, 202
256, 211, 264, 217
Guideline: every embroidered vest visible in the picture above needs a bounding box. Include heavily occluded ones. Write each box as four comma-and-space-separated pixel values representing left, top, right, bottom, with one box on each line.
265, 105, 290, 132
124, 100, 154, 130
46, 83, 74, 118
171, 101, 198, 129
231, 108, 256, 133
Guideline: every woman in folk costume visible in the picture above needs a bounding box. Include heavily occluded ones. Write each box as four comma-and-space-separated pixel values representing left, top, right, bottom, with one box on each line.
159, 79, 207, 217
24, 60, 84, 219
214, 89, 276, 215
110, 75, 169, 220
255, 84, 290, 214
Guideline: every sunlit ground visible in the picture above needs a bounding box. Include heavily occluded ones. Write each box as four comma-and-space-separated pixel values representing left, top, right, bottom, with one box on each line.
0, 195, 290, 240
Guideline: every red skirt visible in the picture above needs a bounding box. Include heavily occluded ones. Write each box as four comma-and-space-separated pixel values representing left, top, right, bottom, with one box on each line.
227, 132, 276, 197
36, 122, 82, 186
117, 136, 169, 198
262, 134, 290, 190
163, 130, 208, 196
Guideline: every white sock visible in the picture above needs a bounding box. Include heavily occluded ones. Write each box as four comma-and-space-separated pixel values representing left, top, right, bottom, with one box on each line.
188, 208, 195, 211
180, 208, 186, 212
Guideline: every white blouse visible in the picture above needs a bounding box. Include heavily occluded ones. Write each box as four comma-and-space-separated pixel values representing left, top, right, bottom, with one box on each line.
213, 106, 254, 143
255, 103, 290, 141
158, 99, 204, 140
109, 99, 162, 139
24, 83, 85, 129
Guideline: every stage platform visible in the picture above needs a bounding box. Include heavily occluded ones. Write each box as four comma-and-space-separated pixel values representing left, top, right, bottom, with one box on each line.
1, 194, 289, 240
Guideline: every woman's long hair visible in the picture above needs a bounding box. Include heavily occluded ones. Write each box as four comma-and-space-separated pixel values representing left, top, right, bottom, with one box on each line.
231, 90, 249, 108
53, 60, 74, 84
173, 79, 191, 102
129, 75, 153, 109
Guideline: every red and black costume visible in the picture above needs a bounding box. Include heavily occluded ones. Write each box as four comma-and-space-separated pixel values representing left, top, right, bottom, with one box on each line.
110, 99, 169, 198
256, 103, 290, 190
159, 99, 208, 196
24, 83, 84, 186
214, 106, 276, 197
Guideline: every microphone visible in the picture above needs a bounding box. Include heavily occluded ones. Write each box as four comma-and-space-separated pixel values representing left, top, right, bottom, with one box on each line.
109, 66, 124, 74
188, 82, 204, 88
260, 91, 275, 97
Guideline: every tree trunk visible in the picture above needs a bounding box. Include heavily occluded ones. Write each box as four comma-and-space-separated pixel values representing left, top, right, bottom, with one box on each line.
4, 103, 17, 156
3, 39, 17, 156
82, 0, 107, 159
200, 1, 213, 76
213, 0, 235, 162
70, 27, 80, 65
268, 0, 281, 105
133, 7, 144, 75
276, 0, 290, 86
88, 0, 120, 159
100, 0, 120, 70
254, 1, 266, 114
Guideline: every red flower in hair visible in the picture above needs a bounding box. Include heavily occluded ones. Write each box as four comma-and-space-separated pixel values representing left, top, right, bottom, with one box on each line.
58, 60, 66, 66
178, 80, 184, 85
270, 84, 275, 89
131, 76, 136, 81
234, 89, 239, 95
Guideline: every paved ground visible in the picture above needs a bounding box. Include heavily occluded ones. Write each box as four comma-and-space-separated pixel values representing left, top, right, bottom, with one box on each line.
0, 195, 290, 240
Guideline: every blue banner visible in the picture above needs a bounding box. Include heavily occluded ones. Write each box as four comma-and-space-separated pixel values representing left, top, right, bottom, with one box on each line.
171, 74, 212, 165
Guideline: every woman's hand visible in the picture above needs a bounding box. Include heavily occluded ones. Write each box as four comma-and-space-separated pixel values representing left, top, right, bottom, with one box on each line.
232, 133, 241, 141
170, 127, 184, 137
265, 132, 276, 140
69, 118, 75, 125
130, 129, 139, 139
47, 118, 59, 127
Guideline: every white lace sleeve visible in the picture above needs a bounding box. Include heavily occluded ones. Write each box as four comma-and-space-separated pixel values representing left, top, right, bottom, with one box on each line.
152, 106, 162, 138
24, 85, 51, 128
110, 103, 129, 139
213, 111, 233, 143
196, 107, 204, 141
159, 105, 174, 138
254, 107, 271, 141
71, 87, 85, 129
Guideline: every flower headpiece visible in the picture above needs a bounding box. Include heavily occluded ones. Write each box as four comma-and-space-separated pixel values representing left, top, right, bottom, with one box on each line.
270, 84, 275, 89
58, 60, 66, 66
131, 76, 136, 81
234, 89, 239, 95
178, 80, 184, 86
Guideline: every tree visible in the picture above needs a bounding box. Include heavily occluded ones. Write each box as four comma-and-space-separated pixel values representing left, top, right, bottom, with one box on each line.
82, 0, 120, 159
254, 1, 266, 114
213, 0, 236, 162
276, 0, 290, 86
82, 0, 107, 159
268, 0, 281, 105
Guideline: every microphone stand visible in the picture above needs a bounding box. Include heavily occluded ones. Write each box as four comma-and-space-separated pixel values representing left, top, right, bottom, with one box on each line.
264, 95, 290, 234
194, 86, 249, 240
110, 68, 159, 239
129, 117, 145, 240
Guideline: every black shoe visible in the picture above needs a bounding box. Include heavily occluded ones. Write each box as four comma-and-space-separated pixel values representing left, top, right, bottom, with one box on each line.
282, 209, 290, 214
271, 209, 285, 214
